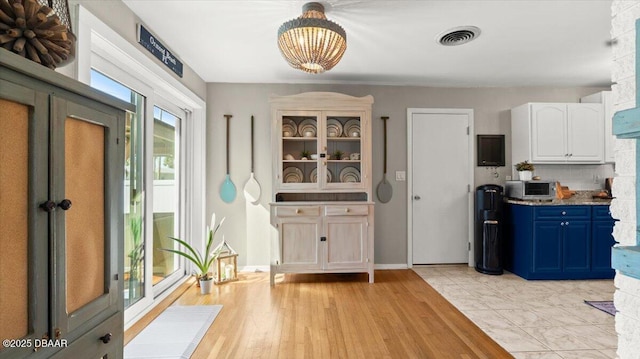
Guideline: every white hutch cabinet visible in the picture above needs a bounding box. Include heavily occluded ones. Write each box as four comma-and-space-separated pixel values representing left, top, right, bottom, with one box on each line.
269, 92, 374, 285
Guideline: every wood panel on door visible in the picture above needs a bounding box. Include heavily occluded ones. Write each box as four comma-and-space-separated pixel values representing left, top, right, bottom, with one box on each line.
325, 216, 367, 270
277, 217, 322, 271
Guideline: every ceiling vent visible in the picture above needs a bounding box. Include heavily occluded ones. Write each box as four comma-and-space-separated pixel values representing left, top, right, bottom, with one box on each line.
436, 26, 481, 46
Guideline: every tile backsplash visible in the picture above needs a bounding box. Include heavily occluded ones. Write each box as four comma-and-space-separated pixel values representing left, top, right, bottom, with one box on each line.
532, 164, 614, 190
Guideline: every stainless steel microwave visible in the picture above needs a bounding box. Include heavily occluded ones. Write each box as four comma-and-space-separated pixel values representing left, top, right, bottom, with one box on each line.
505, 180, 556, 200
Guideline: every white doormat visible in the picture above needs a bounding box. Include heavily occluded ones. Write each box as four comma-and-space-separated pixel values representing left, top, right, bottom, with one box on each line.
125, 305, 222, 359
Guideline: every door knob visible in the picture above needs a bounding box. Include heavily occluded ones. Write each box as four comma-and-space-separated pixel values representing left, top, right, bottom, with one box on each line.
414, 195, 421, 200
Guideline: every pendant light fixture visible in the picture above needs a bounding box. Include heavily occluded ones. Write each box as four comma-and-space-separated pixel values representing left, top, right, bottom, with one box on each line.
277, 2, 347, 74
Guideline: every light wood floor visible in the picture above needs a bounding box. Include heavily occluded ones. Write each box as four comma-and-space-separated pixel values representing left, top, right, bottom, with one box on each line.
126, 270, 513, 359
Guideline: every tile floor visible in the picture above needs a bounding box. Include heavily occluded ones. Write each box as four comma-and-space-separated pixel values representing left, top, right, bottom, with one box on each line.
412, 265, 617, 359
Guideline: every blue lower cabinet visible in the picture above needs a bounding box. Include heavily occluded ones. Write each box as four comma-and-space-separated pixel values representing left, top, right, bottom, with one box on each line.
591, 206, 616, 278
532, 221, 562, 273
563, 220, 591, 272
505, 204, 615, 279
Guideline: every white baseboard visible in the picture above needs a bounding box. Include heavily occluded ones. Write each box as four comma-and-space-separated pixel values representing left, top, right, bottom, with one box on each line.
239, 265, 270, 273
374, 264, 409, 270
239, 264, 409, 272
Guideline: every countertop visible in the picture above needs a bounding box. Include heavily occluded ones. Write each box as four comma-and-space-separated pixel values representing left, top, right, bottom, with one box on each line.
505, 191, 612, 206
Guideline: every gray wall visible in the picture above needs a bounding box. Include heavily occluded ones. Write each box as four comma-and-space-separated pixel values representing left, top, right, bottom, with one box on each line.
69, 0, 207, 99
206, 83, 608, 267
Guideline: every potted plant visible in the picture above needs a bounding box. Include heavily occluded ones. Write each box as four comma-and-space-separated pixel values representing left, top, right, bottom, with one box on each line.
162, 213, 225, 294
300, 150, 311, 160
514, 160, 534, 180
333, 150, 344, 160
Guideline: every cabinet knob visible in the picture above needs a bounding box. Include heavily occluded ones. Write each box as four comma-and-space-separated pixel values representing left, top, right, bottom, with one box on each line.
561, 211, 566, 215
295, 209, 301, 214
561, 222, 565, 226
99, 333, 112, 344
414, 195, 421, 200
58, 199, 72, 211
565, 221, 569, 226
345, 208, 350, 213
40, 200, 56, 212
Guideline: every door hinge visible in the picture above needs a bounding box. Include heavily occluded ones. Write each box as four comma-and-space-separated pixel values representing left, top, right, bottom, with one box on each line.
117, 137, 120, 144
466, 126, 469, 135
468, 242, 471, 251
468, 184, 471, 192
115, 273, 119, 281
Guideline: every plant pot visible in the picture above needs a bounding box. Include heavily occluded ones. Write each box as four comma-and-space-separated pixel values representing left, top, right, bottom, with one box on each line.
199, 278, 213, 294
518, 170, 533, 181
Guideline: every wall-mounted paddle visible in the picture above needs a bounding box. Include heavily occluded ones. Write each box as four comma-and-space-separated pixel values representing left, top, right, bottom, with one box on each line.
220, 114, 237, 203
243, 115, 261, 204
376, 116, 393, 203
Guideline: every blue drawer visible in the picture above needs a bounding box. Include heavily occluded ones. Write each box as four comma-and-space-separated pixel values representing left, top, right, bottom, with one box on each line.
534, 206, 590, 220
593, 206, 614, 221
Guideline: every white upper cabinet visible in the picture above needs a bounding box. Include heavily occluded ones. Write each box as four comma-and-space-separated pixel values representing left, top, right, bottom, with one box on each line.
511, 102, 604, 165
581, 91, 614, 163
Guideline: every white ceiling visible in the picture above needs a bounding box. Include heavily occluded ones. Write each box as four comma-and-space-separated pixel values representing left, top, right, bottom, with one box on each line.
122, 0, 613, 87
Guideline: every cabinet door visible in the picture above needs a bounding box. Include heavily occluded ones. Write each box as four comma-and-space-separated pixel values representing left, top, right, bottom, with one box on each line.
567, 104, 603, 162
0, 82, 49, 359
562, 220, 591, 272
592, 220, 616, 274
324, 111, 367, 191
50, 97, 124, 353
530, 104, 567, 162
532, 221, 562, 273
276, 216, 323, 271
324, 215, 368, 270
275, 111, 321, 191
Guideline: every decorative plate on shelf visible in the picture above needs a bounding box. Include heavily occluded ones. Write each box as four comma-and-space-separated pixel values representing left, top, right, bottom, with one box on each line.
298, 119, 317, 137
339, 166, 361, 183
283, 167, 304, 183
282, 119, 297, 137
326, 119, 343, 138
309, 168, 332, 183
343, 119, 361, 138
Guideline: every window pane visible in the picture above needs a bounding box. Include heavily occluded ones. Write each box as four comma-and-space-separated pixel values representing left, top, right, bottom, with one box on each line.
90, 69, 146, 308
152, 106, 180, 283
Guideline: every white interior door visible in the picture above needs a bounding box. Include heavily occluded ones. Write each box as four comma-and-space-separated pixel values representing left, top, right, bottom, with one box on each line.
409, 110, 472, 264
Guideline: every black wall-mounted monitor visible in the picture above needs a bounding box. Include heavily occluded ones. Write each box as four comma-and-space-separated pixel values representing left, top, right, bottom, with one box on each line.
477, 134, 505, 167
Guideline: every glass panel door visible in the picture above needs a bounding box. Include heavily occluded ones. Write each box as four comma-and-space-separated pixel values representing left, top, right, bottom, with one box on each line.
281, 114, 319, 185
90, 70, 146, 308
325, 113, 363, 187
152, 106, 181, 285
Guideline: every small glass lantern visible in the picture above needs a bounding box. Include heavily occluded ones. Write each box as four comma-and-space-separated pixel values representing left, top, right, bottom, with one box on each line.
212, 239, 238, 284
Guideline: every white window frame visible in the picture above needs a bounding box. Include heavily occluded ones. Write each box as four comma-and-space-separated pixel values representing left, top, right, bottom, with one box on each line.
76, 5, 207, 329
